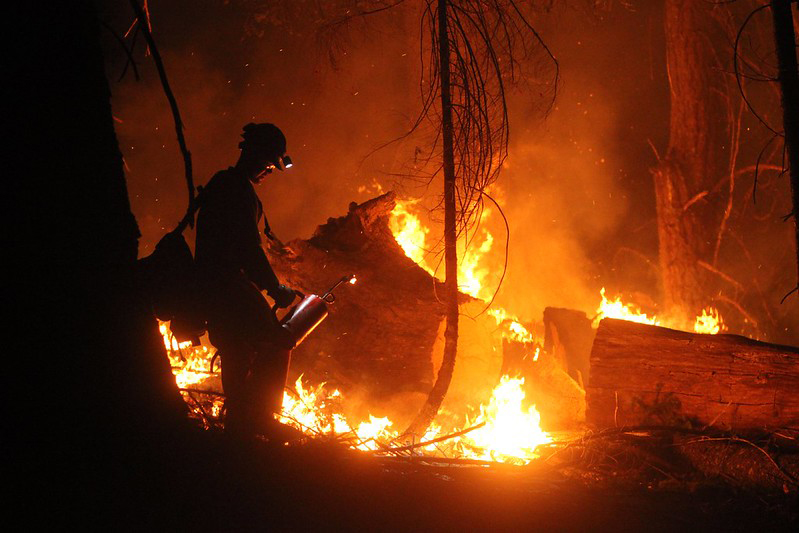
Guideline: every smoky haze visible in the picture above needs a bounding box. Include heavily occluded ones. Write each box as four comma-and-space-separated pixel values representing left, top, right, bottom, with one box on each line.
99, 1, 797, 344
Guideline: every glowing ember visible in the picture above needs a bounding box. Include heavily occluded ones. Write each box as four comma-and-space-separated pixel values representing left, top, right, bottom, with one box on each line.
595, 287, 658, 326
694, 307, 725, 335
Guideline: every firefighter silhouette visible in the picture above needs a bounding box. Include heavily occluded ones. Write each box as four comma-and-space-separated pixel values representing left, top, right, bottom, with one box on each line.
195, 122, 299, 438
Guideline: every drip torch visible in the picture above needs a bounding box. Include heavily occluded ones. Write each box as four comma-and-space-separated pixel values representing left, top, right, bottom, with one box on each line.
277, 274, 357, 348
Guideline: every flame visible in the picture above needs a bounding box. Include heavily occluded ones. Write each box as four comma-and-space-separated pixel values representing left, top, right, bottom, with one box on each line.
488, 308, 541, 346
160, 319, 551, 462
160, 321, 223, 424
594, 289, 725, 335
389, 198, 495, 300
459, 376, 551, 463
694, 307, 725, 335
390, 200, 433, 274
278, 374, 549, 463
457, 221, 494, 299
595, 287, 658, 326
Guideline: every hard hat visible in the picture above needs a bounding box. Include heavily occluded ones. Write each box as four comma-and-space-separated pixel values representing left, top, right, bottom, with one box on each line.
239, 123, 289, 168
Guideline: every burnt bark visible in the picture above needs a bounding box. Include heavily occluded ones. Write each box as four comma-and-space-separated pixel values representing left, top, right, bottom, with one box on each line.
653, 0, 733, 323
770, 0, 799, 293
586, 318, 799, 430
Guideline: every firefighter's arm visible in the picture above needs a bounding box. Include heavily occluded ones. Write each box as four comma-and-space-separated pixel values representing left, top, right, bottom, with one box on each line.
241, 238, 296, 308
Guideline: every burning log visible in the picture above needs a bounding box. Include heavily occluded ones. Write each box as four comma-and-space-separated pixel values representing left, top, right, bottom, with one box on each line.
586, 318, 799, 430
265, 192, 446, 406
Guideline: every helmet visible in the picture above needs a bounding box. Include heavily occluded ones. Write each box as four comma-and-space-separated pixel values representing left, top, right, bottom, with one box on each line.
238, 123, 290, 168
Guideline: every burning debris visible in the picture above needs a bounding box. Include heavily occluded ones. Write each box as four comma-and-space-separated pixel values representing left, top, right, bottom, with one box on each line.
162, 191, 798, 472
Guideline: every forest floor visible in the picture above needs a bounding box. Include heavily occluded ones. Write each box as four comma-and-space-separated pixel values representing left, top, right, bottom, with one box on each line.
51, 425, 797, 531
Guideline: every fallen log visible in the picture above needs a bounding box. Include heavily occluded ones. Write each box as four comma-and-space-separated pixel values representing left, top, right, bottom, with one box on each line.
586, 318, 799, 430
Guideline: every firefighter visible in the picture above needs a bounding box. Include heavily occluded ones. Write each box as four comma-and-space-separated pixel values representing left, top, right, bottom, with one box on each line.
195, 122, 299, 438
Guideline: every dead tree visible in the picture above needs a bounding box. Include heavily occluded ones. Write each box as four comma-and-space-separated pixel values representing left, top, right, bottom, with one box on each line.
402, 0, 558, 436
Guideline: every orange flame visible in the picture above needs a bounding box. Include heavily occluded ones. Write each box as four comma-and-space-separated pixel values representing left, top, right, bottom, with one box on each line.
595, 287, 658, 326
459, 376, 551, 463
389, 198, 495, 300
594, 289, 725, 335
693, 307, 725, 335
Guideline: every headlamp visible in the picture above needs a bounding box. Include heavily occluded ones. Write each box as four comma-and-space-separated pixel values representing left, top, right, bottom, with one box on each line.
281, 155, 293, 169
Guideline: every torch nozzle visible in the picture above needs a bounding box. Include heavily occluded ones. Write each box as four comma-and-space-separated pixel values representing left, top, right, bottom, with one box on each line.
321, 273, 358, 302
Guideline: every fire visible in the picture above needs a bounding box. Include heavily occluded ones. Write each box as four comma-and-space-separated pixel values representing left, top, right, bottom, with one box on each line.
459, 376, 551, 463
389, 198, 495, 300
694, 307, 725, 335
160, 322, 217, 388
488, 308, 541, 347
595, 287, 658, 326
278, 374, 549, 463
457, 221, 494, 299
594, 289, 725, 335
161, 317, 551, 461
389, 200, 433, 274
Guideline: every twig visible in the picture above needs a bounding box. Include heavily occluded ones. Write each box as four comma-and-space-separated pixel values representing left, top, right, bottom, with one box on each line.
386, 421, 487, 453
99, 20, 140, 81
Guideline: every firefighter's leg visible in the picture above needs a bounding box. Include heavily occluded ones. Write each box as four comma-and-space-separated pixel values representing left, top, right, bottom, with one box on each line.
250, 342, 292, 421
215, 337, 255, 436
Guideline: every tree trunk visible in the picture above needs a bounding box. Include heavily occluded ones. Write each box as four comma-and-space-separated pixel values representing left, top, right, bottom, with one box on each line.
770, 0, 799, 293
653, 0, 732, 324
10, 1, 189, 516
406, 0, 459, 436
586, 318, 799, 430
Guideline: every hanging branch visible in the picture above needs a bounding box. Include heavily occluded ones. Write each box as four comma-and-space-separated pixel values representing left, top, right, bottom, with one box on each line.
128, 0, 195, 230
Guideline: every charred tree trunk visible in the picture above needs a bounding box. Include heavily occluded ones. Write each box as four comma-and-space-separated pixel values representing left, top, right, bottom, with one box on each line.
586, 319, 799, 430
406, 0, 459, 436
770, 0, 799, 293
653, 0, 732, 323
11, 1, 189, 515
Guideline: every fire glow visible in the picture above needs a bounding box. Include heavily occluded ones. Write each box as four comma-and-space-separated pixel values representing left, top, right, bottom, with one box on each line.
164, 195, 728, 464
164, 323, 551, 463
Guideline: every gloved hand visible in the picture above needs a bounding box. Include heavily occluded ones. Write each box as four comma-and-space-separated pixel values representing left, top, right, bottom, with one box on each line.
270, 284, 297, 309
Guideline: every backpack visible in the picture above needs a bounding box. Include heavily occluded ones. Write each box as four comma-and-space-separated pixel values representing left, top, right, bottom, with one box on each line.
139, 230, 206, 345
139, 184, 210, 346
